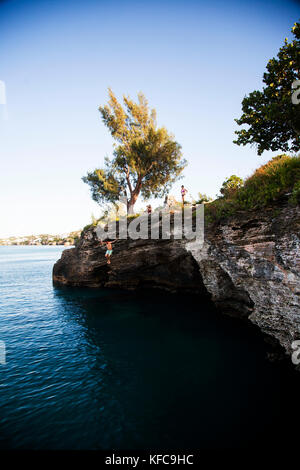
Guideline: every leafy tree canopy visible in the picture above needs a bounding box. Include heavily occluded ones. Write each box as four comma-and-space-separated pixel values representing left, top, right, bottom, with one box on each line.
83, 89, 187, 213
220, 175, 244, 197
234, 21, 300, 155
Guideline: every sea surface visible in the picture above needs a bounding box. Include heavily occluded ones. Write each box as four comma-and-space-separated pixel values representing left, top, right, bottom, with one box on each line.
0, 245, 300, 450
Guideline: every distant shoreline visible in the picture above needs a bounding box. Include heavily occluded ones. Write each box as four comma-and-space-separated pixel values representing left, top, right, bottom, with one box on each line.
0, 230, 81, 247
0, 243, 74, 247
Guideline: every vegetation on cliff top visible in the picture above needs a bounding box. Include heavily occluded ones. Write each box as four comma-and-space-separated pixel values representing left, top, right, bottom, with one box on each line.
207, 154, 300, 222
81, 154, 300, 233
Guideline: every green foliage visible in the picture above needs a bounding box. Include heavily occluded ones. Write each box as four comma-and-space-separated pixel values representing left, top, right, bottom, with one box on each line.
205, 197, 237, 222
220, 175, 244, 197
289, 180, 300, 205
206, 154, 300, 221
196, 192, 213, 204
91, 213, 98, 225
126, 212, 142, 220
82, 163, 121, 206
234, 21, 300, 155
236, 154, 300, 208
82, 219, 100, 232
83, 89, 187, 213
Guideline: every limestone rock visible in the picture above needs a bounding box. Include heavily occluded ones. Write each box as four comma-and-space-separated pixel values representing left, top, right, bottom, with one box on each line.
53, 203, 300, 358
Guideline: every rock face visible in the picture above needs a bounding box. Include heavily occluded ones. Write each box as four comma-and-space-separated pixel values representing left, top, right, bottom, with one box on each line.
53, 229, 208, 296
53, 202, 300, 357
186, 203, 300, 356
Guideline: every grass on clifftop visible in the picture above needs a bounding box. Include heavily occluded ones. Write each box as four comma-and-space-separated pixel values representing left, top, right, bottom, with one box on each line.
206, 154, 300, 222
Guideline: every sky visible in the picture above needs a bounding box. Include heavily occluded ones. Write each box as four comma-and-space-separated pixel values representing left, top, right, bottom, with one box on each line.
0, 0, 299, 237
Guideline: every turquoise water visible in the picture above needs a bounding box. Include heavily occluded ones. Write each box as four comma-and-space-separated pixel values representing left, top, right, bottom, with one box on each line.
0, 245, 300, 449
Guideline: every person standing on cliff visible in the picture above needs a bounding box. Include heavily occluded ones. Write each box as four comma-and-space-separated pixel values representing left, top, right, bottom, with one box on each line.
181, 185, 188, 205
100, 239, 117, 265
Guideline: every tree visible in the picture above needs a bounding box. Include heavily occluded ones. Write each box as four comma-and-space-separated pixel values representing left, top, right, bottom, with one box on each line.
83, 89, 187, 214
196, 192, 213, 204
234, 21, 300, 155
220, 175, 244, 197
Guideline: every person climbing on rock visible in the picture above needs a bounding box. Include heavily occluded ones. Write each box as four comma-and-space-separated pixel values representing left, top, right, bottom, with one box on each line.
100, 239, 117, 265
181, 185, 188, 204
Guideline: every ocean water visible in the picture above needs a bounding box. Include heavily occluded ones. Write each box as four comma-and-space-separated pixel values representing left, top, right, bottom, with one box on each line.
0, 245, 300, 450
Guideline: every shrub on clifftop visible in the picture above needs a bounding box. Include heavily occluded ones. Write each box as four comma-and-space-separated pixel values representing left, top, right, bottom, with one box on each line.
207, 154, 300, 221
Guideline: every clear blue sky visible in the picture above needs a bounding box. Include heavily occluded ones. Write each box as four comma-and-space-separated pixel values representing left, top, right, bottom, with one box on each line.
0, 0, 299, 237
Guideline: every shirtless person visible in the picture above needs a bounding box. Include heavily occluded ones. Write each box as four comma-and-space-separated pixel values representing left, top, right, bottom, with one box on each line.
100, 239, 117, 265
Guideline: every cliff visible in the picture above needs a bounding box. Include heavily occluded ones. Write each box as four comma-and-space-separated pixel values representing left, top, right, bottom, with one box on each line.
53, 201, 300, 358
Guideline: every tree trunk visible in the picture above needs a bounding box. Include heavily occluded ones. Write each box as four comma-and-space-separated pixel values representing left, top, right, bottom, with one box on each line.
127, 176, 142, 215
127, 200, 135, 215
127, 192, 139, 215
